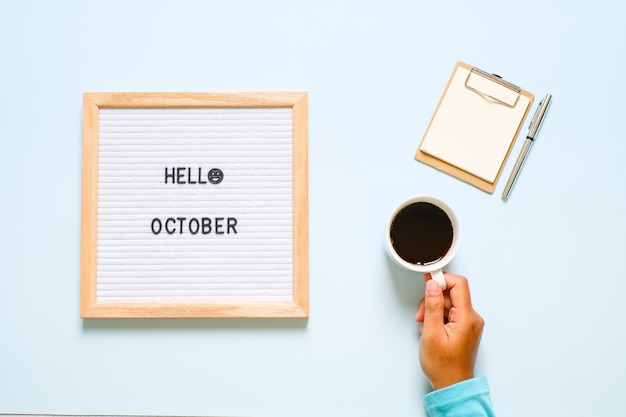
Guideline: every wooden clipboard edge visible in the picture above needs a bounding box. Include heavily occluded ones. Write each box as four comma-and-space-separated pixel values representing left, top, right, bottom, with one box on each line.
414, 61, 535, 194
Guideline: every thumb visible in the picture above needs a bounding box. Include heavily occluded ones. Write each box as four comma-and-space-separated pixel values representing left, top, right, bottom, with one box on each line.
422, 279, 445, 333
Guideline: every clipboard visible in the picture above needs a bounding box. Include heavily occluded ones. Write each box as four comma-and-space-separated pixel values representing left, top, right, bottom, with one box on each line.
415, 61, 534, 193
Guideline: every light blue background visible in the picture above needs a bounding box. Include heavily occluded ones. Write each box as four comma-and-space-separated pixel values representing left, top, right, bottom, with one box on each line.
1, 1, 625, 416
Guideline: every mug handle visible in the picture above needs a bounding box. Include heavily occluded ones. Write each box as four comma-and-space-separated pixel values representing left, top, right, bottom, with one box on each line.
431, 269, 447, 291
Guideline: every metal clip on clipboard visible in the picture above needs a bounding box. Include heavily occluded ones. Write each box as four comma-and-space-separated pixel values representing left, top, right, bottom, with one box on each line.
464, 66, 521, 108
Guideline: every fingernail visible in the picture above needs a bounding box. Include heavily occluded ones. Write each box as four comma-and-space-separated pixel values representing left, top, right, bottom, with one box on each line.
426, 279, 440, 296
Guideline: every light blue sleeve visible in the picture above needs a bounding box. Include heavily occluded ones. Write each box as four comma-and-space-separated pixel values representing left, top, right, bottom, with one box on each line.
424, 376, 495, 417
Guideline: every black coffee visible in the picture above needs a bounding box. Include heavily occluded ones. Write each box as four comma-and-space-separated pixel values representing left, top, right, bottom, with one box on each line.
389, 202, 453, 265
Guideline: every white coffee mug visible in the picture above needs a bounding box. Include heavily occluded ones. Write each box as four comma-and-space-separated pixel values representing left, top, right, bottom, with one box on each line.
385, 196, 461, 290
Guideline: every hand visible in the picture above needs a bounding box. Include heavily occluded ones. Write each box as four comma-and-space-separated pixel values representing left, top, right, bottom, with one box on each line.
415, 272, 484, 390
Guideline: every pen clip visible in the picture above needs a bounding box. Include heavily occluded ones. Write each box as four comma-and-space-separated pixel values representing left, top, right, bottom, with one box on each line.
529, 99, 544, 129
527, 94, 552, 138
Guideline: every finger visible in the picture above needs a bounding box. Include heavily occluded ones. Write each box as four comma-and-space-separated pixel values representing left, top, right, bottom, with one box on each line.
422, 279, 446, 333
420, 274, 451, 321
415, 297, 426, 322
442, 272, 473, 314
443, 293, 452, 312
417, 273, 437, 322
421, 273, 453, 321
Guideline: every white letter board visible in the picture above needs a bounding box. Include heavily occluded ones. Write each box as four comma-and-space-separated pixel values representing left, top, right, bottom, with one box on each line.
81, 92, 308, 318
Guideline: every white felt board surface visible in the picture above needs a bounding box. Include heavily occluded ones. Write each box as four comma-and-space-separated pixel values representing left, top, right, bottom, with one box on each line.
97, 108, 294, 303
419, 65, 531, 183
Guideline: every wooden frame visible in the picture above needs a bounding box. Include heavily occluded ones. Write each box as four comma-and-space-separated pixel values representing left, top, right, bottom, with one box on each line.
81, 92, 308, 318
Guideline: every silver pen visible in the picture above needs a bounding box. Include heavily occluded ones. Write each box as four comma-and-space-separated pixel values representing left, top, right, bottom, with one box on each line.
502, 93, 552, 200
